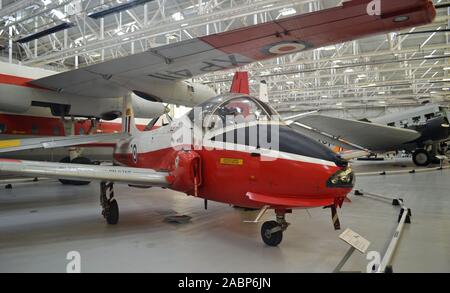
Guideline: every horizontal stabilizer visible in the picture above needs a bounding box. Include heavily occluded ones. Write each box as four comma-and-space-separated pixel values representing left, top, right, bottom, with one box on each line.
0, 133, 129, 153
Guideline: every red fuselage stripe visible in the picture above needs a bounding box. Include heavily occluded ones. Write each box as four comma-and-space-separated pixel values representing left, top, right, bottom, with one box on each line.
0, 113, 148, 137
0, 73, 49, 90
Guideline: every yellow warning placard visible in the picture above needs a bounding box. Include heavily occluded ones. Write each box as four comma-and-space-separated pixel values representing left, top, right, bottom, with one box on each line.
0, 140, 21, 148
220, 158, 244, 166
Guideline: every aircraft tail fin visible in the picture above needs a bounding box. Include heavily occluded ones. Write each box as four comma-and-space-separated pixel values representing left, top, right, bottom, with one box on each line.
122, 94, 139, 135
230, 71, 250, 95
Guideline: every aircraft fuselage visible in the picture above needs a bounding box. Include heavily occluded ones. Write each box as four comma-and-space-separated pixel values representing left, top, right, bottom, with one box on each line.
114, 95, 354, 209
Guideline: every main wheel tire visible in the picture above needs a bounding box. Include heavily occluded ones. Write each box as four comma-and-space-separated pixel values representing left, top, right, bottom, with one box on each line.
58, 157, 93, 186
261, 221, 283, 247
105, 199, 119, 225
412, 149, 430, 167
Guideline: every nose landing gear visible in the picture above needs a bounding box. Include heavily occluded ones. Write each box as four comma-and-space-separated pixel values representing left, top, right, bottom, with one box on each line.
261, 210, 290, 247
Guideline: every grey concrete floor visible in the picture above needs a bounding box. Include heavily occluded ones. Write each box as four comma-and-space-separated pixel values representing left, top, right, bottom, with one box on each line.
0, 163, 449, 273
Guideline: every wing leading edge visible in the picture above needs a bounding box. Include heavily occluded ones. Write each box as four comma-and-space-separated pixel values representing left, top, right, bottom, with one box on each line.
0, 158, 169, 187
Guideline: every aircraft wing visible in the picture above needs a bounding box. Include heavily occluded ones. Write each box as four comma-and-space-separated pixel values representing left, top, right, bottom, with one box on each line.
290, 122, 362, 151
0, 158, 169, 187
0, 133, 128, 153
289, 124, 371, 159
294, 115, 422, 151
29, 0, 435, 104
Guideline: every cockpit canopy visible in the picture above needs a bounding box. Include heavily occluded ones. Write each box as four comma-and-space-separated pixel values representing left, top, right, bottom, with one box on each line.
187, 94, 280, 129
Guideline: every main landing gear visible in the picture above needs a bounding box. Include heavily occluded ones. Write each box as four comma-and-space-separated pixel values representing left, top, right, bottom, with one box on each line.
100, 182, 119, 225
260, 210, 290, 247
412, 143, 445, 167
412, 149, 431, 167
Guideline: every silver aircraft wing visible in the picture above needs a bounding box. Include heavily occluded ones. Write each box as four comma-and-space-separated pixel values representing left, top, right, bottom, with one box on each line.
290, 122, 364, 151
294, 115, 422, 151
0, 158, 169, 187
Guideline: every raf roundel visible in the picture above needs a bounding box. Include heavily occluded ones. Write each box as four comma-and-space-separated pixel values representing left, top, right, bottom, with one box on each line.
267, 42, 307, 55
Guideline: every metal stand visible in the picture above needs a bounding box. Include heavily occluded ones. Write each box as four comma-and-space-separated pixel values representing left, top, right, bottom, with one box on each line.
354, 190, 412, 272
435, 155, 448, 170
354, 190, 405, 208
333, 228, 371, 273
333, 247, 357, 273
1, 177, 44, 189
357, 163, 449, 177
376, 207, 410, 273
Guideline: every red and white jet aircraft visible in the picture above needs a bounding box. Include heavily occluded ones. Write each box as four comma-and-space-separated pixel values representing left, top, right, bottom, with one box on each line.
0, 0, 436, 246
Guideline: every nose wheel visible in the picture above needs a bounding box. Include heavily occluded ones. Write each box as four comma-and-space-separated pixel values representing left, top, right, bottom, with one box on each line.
261, 221, 283, 246
100, 182, 119, 225
260, 211, 290, 247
